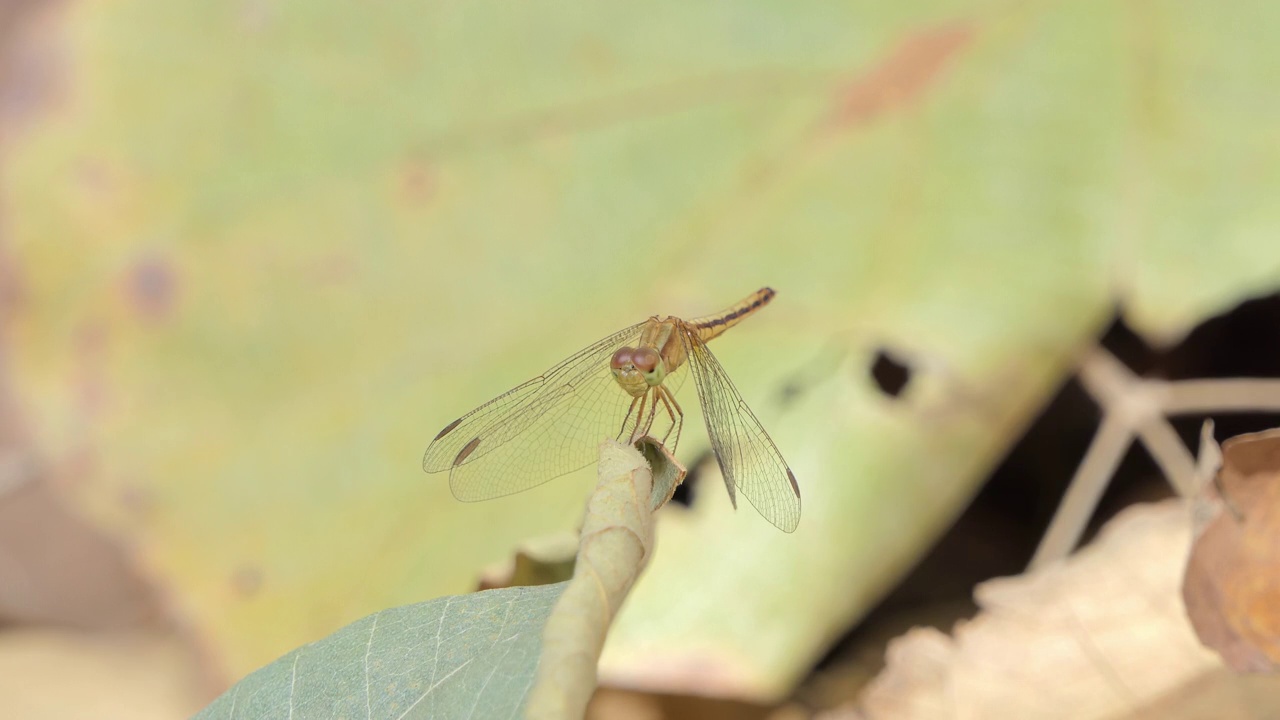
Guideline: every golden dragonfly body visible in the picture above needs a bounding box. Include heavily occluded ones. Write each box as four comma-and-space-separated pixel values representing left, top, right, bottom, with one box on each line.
423, 288, 800, 532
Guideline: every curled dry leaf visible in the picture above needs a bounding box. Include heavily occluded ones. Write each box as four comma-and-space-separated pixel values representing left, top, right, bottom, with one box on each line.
842, 501, 1280, 720
1183, 428, 1280, 672
525, 440, 663, 720
478, 437, 685, 593
635, 435, 689, 511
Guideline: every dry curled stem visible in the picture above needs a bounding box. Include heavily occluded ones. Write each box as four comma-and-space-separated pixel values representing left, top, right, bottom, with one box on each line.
525, 438, 684, 719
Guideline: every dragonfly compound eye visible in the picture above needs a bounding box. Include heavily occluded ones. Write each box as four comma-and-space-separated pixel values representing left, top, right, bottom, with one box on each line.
611, 348, 635, 370
631, 347, 659, 373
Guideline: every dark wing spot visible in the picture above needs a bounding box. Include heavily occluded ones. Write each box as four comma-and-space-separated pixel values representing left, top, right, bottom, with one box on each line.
434, 417, 463, 441
787, 469, 800, 497
453, 437, 482, 466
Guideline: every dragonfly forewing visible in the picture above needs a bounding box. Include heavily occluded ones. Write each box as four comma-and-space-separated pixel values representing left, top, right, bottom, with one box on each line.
423, 322, 647, 500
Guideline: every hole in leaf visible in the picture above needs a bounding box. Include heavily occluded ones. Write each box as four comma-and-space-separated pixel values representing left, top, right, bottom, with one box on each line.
870, 349, 912, 397
669, 450, 713, 508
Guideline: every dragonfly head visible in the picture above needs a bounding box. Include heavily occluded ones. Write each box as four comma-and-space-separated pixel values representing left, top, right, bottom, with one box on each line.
610, 346, 666, 396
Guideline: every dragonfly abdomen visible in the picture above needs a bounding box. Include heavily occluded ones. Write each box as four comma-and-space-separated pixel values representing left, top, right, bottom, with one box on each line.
688, 287, 775, 344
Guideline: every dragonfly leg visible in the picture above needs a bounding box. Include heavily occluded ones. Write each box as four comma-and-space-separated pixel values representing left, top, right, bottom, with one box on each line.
641, 389, 661, 440
657, 386, 684, 450
628, 391, 650, 443
618, 395, 641, 440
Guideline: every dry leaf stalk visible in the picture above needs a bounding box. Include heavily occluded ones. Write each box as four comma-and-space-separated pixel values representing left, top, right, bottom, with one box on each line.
525, 440, 658, 719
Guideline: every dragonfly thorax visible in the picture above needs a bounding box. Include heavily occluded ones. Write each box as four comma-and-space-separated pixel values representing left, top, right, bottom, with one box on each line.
610, 346, 666, 397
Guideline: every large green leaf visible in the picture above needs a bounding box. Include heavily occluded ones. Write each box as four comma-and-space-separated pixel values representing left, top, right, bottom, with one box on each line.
6, 0, 1280, 702
195, 584, 565, 720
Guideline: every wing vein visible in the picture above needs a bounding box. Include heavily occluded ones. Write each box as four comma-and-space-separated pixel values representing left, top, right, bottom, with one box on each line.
682, 326, 800, 532
423, 321, 648, 501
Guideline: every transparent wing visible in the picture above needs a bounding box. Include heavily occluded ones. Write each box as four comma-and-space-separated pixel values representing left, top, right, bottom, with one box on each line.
682, 326, 801, 532
423, 321, 647, 501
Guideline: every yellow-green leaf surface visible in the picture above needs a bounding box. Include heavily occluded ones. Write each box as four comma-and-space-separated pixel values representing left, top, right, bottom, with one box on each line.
195, 583, 566, 720
7, 0, 1280, 701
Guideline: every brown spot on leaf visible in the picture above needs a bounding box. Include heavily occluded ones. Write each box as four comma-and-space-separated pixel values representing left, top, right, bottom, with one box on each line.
828, 22, 974, 129
76, 157, 115, 197
0, 3, 70, 139
398, 158, 436, 206
1183, 428, 1280, 671
126, 255, 178, 321
117, 483, 157, 522
307, 252, 358, 285
231, 565, 264, 598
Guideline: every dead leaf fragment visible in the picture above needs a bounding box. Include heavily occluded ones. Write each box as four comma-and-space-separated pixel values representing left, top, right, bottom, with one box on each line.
476, 531, 579, 590
636, 435, 688, 511
1183, 429, 1280, 672
843, 502, 1280, 720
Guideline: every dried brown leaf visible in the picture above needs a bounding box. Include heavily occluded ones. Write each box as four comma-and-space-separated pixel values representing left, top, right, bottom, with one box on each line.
839, 501, 1280, 720
1183, 429, 1280, 672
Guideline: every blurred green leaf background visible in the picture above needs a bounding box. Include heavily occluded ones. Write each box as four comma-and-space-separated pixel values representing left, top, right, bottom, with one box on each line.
5, 0, 1280, 706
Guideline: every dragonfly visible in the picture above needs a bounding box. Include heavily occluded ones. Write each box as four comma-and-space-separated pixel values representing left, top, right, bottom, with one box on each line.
422, 287, 801, 532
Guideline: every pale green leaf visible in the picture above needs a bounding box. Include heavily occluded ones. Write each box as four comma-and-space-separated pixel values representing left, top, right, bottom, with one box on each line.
195, 584, 564, 720
6, 0, 1280, 703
